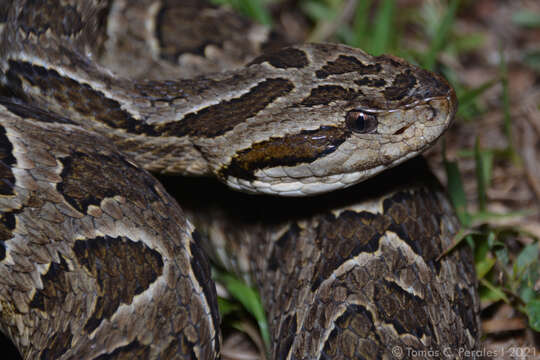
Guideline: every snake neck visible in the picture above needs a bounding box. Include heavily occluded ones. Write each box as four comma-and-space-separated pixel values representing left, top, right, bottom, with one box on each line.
1, 0, 457, 196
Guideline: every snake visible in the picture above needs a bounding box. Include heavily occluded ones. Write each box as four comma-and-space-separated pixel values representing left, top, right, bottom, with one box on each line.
0, 0, 480, 359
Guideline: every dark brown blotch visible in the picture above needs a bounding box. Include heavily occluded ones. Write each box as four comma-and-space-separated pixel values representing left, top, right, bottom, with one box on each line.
6, 61, 156, 135
156, 78, 294, 138
383, 69, 417, 101
0, 209, 21, 261
6, 61, 295, 140
135, 78, 216, 101
57, 150, 161, 214
311, 211, 385, 291
73, 236, 164, 333
322, 304, 381, 359
249, 48, 309, 69
310, 185, 447, 293
374, 280, 433, 338
299, 85, 361, 106
316, 55, 381, 79
39, 328, 73, 360
29, 256, 71, 312
383, 189, 444, 268
268, 224, 301, 271
412, 68, 453, 99
376, 54, 407, 68
221, 126, 349, 180
0, 97, 75, 125
93, 340, 151, 360
354, 77, 386, 88
0, 125, 16, 196
160, 333, 199, 359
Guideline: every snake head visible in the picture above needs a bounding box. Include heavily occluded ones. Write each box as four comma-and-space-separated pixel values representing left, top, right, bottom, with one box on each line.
211, 44, 457, 196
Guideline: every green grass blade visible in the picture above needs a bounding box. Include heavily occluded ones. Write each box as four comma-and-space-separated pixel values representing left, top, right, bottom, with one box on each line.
218, 297, 241, 317
301, 1, 335, 22
370, 0, 395, 55
469, 209, 535, 225
239, 0, 273, 25
457, 78, 498, 118
436, 228, 480, 261
474, 138, 493, 212
451, 33, 485, 53
423, 0, 459, 70
351, 0, 374, 48
216, 273, 271, 350
480, 278, 510, 303
443, 150, 471, 227
212, 0, 273, 25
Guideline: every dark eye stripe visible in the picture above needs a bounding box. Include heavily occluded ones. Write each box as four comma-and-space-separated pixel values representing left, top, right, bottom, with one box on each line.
219, 126, 351, 180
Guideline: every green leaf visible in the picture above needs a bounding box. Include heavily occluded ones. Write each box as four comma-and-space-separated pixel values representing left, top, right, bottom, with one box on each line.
494, 245, 509, 266
525, 300, 540, 331
423, 0, 459, 70
517, 243, 539, 271
479, 278, 509, 303
520, 287, 536, 304
216, 273, 270, 350
474, 233, 490, 263
476, 256, 496, 280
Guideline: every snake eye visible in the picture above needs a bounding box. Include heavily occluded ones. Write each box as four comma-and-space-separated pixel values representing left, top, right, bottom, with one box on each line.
346, 111, 378, 134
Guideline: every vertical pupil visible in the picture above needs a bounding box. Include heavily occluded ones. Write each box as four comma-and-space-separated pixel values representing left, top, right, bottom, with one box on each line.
355, 114, 365, 131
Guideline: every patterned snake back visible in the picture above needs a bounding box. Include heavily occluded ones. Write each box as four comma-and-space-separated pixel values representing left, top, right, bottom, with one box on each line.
0, 0, 479, 359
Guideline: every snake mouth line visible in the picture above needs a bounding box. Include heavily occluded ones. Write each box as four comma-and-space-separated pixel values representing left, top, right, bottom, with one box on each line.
225, 147, 425, 196
393, 123, 412, 135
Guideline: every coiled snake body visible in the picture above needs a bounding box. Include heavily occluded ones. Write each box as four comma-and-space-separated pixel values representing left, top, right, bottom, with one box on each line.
0, 0, 480, 359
